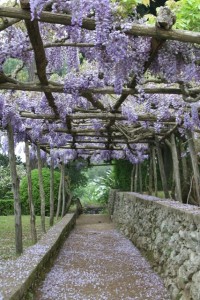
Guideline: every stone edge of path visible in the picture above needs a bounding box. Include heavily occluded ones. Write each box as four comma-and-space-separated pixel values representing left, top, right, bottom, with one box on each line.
1, 212, 78, 300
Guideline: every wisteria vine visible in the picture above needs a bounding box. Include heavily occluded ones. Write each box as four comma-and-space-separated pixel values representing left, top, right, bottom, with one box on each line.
0, 0, 200, 165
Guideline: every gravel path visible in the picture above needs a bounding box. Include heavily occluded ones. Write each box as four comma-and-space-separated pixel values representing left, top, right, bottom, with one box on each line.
34, 215, 171, 300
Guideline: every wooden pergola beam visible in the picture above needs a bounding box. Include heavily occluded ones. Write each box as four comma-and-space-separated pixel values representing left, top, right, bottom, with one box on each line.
1, 81, 199, 96
0, 17, 20, 31
20, 111, 177, 122
43, 145, 143, 151
1, 7, 200, 44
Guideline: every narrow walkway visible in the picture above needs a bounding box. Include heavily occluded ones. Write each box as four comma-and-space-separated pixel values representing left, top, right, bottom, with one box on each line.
34, 215, 170, 300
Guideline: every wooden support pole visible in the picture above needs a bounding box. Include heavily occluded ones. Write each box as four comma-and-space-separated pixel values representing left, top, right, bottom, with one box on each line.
148, 147, 153, 195
169, 134, 182, 202
7, 122, 23, 254
139, 163, 143, 194
181, 143, 188, 185
130, 164, 135, 192
56, 163, 63, 219
134, 164, 139, 192
25, 141, 37, 243
49, 156, 54, 226
152, 146, 158, 197
36, 144, 46, 233
156, 141, 170, 198
187, 130, 200, 205
61, 163, 66, 218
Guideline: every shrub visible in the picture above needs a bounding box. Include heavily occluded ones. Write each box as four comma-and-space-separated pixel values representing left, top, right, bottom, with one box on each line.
0, 199, 14, 215
20, 168, 61, 215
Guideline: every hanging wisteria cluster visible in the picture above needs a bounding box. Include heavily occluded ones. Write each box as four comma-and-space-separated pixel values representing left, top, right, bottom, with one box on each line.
0, 0, 200, 165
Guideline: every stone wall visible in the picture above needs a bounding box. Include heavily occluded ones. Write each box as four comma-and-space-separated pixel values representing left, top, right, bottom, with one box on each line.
109, 191, 200, 300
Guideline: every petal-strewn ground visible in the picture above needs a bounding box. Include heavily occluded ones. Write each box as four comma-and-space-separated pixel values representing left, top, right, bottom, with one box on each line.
34, 215, 170, 300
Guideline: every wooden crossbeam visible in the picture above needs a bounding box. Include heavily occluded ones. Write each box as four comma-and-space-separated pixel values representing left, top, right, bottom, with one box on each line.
20, 2, 59, 116
0, 17, 20, 31
1, 81, 199, 97
20, 111, 177, 123
1, 7, 200, 44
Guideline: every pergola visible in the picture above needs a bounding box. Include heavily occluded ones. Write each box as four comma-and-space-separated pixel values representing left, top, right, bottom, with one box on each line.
0, 0, 200, 254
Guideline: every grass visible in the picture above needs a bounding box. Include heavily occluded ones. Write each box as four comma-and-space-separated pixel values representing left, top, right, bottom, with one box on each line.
0, 215, 61, 260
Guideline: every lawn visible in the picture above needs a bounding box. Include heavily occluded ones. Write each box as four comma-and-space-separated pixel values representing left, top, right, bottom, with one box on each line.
0, 215, 60, 260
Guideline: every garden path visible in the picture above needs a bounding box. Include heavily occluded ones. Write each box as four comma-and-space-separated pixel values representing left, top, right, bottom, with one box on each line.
34, 214, 170, 300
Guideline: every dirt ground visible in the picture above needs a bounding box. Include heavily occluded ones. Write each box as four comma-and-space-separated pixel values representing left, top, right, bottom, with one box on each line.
33, 214, 171, 300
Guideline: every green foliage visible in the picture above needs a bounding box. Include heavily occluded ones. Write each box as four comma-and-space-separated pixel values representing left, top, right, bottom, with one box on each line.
65, 160, 88, 190
0, 165, 12, 199
112, 159, 133, 191
3, 58, 28, 81
112, 0, 150, 17
0, 199, 14, 215
20, 168, 61, 215
0, 153, 9, 167
112, 159, 162, 192
166, 0, 200, 31
0, 153, 26, 199
74, 166, 114, 204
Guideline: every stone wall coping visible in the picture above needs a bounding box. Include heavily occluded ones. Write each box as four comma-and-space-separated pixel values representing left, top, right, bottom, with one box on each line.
122, 192, 200, 222
0, 212, 77, 300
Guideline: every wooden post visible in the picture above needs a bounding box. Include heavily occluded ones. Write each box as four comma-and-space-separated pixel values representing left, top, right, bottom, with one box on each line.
167, 135, 182, 202
130, 164, 135, 192
56, 163, 63, 219
134, 164, 138, 192
156, 141, 170, 198
36, 144, 46, 233
61, 163, 66, 217
139, 163, 143, 194
148, 148, 153, 195
25, 141, 37, 243
187, 130, 200, 205
65, 192, 72, 214
181, 143, 188, 186
152, 146, 158, 196
7, 122, 23, 254
49, 156, 54, 226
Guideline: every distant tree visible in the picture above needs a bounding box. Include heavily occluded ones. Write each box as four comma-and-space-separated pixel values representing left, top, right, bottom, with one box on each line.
0, 153, 25, 198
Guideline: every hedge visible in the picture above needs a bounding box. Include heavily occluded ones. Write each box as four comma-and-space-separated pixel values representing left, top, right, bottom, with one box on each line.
0, 199, 14, 215
20, 168, 61, 215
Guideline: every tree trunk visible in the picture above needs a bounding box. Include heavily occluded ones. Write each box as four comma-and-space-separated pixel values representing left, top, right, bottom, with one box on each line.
65, 192, 72, 213
152, 147, 158, 196
61, 163, 66, 217
25, 141, 37, 243
130, 164, 135, 192
134, 164, 138, 192
148, 148, 153, 195
36, 144, 46, 233
139, 163, 143, 193
56, 163, 63, 219
187, 130, 200, 205
181, 142, 190, 203
156, 141, 170, 198
170, 134, 182, 202
7, 123, 23, 254
49, 156, 54, 226
181, 143, 188, 185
